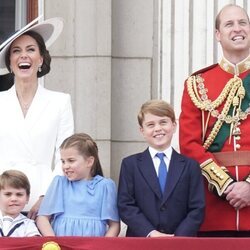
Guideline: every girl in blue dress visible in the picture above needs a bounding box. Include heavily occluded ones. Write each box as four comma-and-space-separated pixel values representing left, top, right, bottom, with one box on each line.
36, 133, 120, 236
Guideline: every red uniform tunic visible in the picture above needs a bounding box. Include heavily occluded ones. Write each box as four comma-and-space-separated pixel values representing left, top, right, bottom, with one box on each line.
179, 57, 250, 231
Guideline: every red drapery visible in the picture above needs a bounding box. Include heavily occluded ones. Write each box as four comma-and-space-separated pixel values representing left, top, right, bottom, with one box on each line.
1, 237, 250, 250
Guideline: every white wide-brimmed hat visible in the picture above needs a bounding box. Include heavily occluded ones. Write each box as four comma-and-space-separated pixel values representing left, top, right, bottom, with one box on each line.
0, 16, 63, 75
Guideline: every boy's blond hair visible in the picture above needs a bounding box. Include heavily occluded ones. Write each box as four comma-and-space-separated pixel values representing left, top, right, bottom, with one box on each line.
137, 99, 176, 127
0, 170, 30, 196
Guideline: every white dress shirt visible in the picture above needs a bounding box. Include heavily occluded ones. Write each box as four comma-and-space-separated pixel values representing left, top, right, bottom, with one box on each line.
0, 211, 40, 237
148, 146, 172, 176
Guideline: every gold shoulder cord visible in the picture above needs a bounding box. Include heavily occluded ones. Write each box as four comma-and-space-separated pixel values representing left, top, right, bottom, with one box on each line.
187, 75, 244, 150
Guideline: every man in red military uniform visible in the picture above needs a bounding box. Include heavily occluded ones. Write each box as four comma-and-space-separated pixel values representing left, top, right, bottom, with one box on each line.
179, 4, 250, 237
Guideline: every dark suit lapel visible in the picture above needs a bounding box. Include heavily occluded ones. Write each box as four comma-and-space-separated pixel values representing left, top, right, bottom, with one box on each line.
137, 148, 162, 199
162, 150, 185, 203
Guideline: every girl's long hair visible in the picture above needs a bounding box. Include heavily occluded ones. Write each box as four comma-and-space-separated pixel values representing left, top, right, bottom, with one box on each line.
60, 133, 103, 177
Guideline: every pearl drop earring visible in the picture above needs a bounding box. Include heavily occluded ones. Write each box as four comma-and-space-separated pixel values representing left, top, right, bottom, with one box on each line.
38, 65, 42, 72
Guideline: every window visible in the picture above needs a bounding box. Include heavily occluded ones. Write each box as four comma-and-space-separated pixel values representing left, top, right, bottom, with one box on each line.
0, 0, 15, 44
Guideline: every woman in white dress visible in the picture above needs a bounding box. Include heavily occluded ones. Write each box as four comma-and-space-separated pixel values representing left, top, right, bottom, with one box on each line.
0, 17, 74, 219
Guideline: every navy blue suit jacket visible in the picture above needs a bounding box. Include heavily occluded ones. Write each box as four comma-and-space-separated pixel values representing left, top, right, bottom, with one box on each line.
118, 148, 205, 237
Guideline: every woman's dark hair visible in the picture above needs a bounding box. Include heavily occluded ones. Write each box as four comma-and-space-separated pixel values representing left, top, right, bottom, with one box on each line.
5, 30, 51, 77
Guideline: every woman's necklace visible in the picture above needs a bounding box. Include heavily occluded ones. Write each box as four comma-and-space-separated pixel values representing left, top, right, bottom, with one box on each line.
21, 102, 30, 111
16, 82, 38, 116
17, 92, 33, 116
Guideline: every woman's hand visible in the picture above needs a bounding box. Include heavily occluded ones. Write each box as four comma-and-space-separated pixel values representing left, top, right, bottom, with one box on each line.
27, 196, 44, 220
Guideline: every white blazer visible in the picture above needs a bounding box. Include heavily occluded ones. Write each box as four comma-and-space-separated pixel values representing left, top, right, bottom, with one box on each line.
0, 84, 74, 209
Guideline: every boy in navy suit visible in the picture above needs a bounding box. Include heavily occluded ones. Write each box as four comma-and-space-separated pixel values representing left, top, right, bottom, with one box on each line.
118, 100, 205, 237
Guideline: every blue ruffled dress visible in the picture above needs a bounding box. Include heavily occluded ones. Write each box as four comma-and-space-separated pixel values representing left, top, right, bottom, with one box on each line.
38, 175, 119, 236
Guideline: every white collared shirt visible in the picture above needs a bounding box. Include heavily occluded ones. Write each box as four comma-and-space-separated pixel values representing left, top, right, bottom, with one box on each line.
148, 146, 172, 176
0, 211, 40, 237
